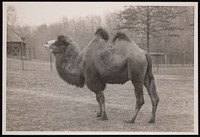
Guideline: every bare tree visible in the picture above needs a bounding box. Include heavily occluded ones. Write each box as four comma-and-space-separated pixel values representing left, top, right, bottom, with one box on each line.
7, 5, 17, 29
116, 6, 185, 53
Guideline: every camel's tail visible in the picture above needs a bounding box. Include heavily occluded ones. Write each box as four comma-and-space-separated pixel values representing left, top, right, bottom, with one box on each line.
145, 53, 154, 82
145, 53, 159, 101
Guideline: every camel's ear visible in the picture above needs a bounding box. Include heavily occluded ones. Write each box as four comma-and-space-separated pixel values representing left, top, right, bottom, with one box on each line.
58, 35, 66, 41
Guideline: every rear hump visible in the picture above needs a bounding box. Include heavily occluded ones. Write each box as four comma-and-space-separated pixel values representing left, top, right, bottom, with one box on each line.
113, 32, 131, 43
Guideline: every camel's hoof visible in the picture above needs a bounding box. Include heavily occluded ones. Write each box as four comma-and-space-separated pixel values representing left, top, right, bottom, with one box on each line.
148, 119, 155, 124
97, 116, 108, 121
96, 113, 101, 118
124, 120, 134, 123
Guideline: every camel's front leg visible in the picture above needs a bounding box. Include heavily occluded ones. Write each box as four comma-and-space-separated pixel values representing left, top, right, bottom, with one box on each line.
96, 98, 102, 117
96, 91, 108, 120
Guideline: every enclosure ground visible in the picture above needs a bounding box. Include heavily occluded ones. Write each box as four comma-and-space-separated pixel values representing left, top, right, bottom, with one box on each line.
5, 59, 195, 133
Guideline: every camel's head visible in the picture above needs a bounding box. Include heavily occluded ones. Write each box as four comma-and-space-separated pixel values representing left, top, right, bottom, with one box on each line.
44, 35, 73, 55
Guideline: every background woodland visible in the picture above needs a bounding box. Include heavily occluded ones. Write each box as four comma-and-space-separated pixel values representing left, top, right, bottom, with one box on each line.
7, 6, 194, 64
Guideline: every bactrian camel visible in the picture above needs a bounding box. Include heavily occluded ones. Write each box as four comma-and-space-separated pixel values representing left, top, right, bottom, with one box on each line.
44, 28, 159, 123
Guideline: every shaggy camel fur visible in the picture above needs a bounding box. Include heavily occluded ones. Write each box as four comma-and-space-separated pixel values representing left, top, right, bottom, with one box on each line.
44, 28, 159, 123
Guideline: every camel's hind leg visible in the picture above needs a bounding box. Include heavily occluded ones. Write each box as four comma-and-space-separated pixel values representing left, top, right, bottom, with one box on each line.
144, 75, 159, 123
127, 82, 144, 123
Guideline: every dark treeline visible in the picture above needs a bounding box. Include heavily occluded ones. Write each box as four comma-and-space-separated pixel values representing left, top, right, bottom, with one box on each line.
14, 6, 194, 64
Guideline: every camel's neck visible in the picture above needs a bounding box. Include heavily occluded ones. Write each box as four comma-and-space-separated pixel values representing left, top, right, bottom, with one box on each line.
55, 44, 85, 88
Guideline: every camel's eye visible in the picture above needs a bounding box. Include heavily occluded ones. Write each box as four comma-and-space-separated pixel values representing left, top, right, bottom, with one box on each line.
54, 41, 60, 47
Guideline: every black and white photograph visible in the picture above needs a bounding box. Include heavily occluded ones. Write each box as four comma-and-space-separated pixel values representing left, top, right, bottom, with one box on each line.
2, 2, 198, 135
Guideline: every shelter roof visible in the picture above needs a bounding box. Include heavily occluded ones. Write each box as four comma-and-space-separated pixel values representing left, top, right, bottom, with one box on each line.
7, 28, 25, 43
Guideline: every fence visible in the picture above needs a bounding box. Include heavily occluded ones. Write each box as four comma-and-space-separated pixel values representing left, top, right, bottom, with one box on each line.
6, 58, 56, 72
6, 57, 194, 76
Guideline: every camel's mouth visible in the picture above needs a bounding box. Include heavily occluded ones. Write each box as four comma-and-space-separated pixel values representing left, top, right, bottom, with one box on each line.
47, 46, 60, 54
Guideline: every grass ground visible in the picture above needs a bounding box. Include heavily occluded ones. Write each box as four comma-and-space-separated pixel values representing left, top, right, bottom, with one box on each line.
5, 58, 195, 134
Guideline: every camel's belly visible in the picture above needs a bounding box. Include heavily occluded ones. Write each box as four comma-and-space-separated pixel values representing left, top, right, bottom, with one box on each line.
100, 66, 129, 84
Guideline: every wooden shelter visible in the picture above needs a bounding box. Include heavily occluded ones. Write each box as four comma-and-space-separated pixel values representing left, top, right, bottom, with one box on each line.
150, 52, 166, 64
150, 52, 166, 73
7, 28, 26, 59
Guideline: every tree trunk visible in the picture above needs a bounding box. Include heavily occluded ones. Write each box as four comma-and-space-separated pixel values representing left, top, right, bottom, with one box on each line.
147, 31, 150, 53
33, 46, 35, 59
28, 45, 31, 60
146, 6, 150, 53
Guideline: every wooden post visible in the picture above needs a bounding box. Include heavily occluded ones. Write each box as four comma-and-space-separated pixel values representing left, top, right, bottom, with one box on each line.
164, 54, 167, 64
50, 51, 52, 71
10, 43, 13, 56
21, 43, 24, 71
157, 55, 159, 73
28, 45, 31, 60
